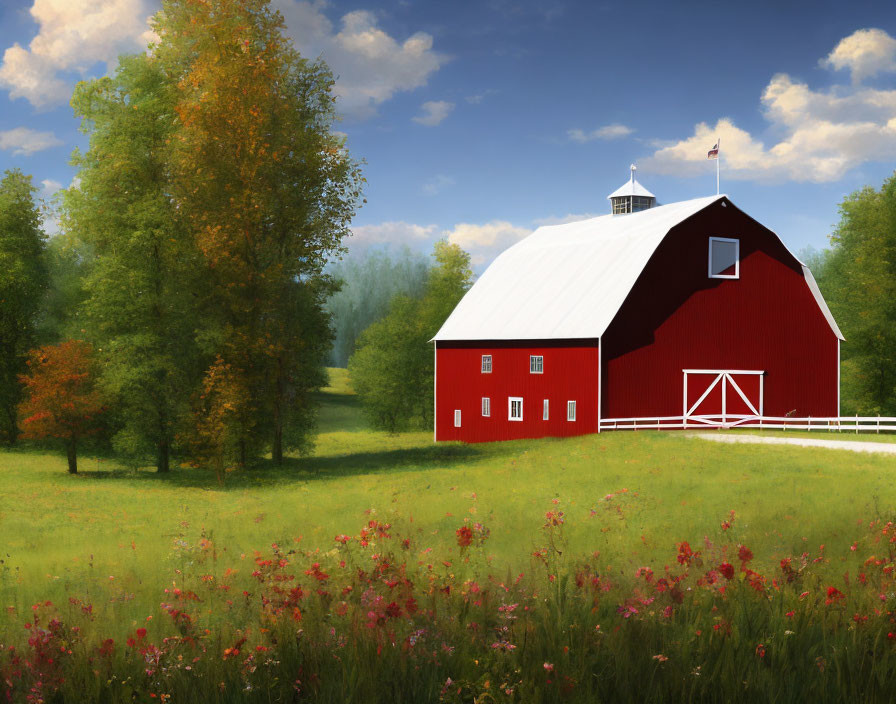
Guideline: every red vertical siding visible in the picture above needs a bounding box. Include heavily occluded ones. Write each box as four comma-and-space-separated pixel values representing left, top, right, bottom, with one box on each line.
602, 200, 839, 420
435, 342, 599, 443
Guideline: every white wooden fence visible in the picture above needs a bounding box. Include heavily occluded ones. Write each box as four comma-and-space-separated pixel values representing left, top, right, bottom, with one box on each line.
598, 414, 896, 433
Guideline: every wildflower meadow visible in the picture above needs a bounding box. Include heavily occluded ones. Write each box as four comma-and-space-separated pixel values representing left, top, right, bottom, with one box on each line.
1, 370, 896, 702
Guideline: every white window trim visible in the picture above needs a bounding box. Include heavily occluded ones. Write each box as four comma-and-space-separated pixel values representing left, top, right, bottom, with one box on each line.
543, 399, 549, 420
481, 354, 492, 373
530, 355, 544, 374
482, 397, 490, 417
454, 410, 461, 427
708, 236, 740, 279
508, 396, 523, 421
567, 400, 576, 422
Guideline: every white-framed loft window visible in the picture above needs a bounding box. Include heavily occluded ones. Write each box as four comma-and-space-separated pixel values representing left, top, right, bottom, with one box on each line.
543, 399, 549, 420
567, 400, 576, 421
530, 355, 544, 374
481, 355, 492, 373
482, 397, 490, 417
454, 410, 461, 427
508, 397, 523, 421
708, 237, 739, 279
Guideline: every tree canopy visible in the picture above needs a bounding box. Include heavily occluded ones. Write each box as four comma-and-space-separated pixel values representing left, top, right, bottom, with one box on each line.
0, 169, 47, 445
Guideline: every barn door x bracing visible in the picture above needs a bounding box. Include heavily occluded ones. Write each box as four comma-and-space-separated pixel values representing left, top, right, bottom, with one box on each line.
683, 369, 764, 428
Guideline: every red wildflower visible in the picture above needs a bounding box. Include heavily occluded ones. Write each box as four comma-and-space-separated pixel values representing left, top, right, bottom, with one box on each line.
385, 602, 402, 619
718, 562, 735, 580
737, 545, 753, 565
456, 526, 473, 548
825, 586, 845, 605
676, 541, 698, 566
755, 643, 766, 659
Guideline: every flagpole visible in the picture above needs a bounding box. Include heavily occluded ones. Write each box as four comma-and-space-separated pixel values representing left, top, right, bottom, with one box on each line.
716, 137, 720, 195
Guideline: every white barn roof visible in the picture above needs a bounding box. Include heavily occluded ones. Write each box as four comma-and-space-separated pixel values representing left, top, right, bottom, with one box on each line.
434, 195, 843, 342
607, 176, 655, 200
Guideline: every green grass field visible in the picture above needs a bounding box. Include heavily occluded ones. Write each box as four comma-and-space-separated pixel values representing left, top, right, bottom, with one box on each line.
2, 368, 894, 610
2, 370, 896, 702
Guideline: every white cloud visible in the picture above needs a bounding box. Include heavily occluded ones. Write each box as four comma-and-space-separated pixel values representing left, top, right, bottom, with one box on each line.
568, 123, 634, 142
443, 220, 531, 267
350, 221, 438, 247
274, 0, 447, 119
644, 29, 896, 184
421, 174, 455, 196
822, 28, 896, 83
0, 0, 157, 109
533, 212, 599, 226
40, 178, 63, 196
413, 100, 454, 126
0, 127, 63, 155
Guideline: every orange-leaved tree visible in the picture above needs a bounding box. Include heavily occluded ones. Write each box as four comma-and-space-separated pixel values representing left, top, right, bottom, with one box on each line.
18, 340, 105, 474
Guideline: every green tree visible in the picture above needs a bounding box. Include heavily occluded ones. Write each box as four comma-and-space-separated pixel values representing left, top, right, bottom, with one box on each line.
0, 169, 48, 445
349, 241, 473, 432
154, 0, 363, 466
818, 172, 896, 415
66, 53, 201, 473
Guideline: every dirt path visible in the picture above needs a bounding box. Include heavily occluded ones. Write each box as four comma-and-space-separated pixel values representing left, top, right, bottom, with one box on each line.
688, 433, 896, 455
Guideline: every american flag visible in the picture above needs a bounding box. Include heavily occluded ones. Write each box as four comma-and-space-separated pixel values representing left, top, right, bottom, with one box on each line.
707, 140, 719, 160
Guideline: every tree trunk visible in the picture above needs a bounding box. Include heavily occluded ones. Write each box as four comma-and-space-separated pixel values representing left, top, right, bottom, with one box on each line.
273, 426, 283, 465
3, 406, 17, 446
67, 438, 78, 474
157, 437, 170, 473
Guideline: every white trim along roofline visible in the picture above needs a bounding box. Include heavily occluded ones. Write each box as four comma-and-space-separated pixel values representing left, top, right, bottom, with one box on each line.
432, 195, 843, 343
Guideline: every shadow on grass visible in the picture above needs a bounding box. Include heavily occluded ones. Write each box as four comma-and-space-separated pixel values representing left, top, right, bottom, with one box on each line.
76, 442, 492, 490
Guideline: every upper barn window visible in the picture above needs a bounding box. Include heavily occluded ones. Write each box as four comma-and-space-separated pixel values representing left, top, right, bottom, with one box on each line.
530, 355, 544, 374
708, 237, 739, 279
481, 355, 492, 373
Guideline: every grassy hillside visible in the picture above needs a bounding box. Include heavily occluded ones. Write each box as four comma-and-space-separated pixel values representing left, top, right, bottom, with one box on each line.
1, 368, 894, 607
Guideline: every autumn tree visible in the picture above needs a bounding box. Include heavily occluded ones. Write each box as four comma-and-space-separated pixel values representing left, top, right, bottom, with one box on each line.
18, 340, 105, 474
153, 0, 363, 466
349, 241, 473, 431
0, 169, 48, 445
66, 53, 201, 473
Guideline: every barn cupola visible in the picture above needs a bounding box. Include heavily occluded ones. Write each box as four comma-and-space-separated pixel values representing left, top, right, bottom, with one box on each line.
607, 164, 656, 215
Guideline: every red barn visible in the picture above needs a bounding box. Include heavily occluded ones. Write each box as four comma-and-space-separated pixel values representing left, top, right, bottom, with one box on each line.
433, 175, 843, 443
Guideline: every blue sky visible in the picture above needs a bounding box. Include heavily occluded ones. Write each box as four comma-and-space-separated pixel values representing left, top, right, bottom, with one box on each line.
1, 0, 895, 269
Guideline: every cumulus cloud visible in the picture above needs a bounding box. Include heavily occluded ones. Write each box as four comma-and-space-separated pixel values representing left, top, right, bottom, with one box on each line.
274, 0, 447, 119
0, 127, 63, 155
421, 174, 455, 196
413, 100, 454, 126
533, 212, 599, 226
443, 220, 531, 267
350, 221, 438, 247
822, 28, 896, 83
567, 123, 634, 142
644, 29, 896, 184
0, 0, 157, 109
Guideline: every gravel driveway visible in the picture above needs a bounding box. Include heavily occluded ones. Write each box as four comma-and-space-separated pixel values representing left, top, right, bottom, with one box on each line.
688, 433, 896, 455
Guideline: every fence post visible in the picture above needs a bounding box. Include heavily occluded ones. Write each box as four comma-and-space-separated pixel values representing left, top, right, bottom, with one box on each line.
856, 412, 859, 435
878, 415, 880, 434
807, 415, 810, 432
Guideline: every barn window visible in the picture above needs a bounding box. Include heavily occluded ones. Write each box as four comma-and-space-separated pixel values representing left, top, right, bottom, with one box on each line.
708, 237, 739, 279
482, 397, 490, 417
481, 355, 492, 373
530, 355, 544, 374
454, 410, 461, 427
543, 399, 549, 420
567, 401, 576, 421
509, 397, 523, 421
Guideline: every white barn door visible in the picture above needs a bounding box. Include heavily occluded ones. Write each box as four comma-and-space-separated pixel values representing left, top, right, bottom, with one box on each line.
683, 369, 764, 427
